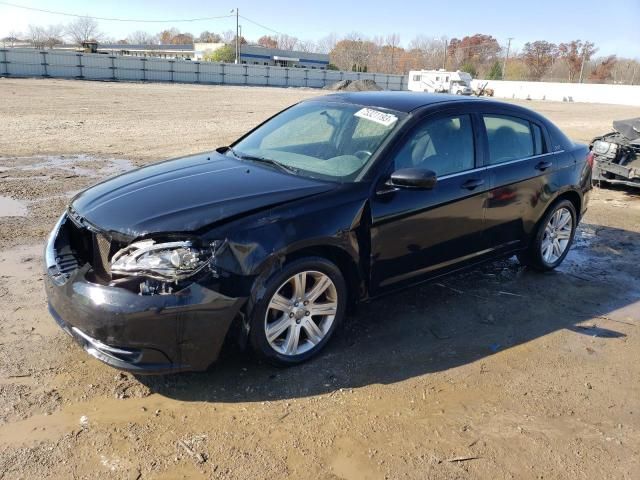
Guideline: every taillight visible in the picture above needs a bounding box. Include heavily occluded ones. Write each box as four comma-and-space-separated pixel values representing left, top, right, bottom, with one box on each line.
586, 151, 594, 169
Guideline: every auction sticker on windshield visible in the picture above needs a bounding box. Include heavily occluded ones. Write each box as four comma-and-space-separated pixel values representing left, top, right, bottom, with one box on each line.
354, 108, 398, 127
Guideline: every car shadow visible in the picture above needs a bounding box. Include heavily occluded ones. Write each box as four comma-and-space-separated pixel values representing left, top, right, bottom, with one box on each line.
594, 182, 640, 198
136, 223, 639, 403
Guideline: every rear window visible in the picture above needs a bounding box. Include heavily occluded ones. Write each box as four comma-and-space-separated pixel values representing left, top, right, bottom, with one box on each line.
483, 115, 535, 164
532, 123, 544, 155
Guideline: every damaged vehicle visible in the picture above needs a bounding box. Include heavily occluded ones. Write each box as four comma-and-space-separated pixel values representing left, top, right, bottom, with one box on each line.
591, 117, 640, 188
45, 92, 592, 373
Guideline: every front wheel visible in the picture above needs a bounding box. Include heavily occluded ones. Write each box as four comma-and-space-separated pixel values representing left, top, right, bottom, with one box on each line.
248, 257, 347, 366
518, 199, 577, 271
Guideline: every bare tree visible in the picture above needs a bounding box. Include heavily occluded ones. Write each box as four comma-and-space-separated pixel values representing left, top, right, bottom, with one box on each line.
386, 33, 401, 72
589, 55, 617, 83
316, 33, 338, 54
330, 34, 376, 71
220, 30, 235, 44
296, 39, 316, 53
66, 16, 101, 45
277, 34, 298, 50
43, 25, 64, 49
196, 31, 222, 43
27, 25, 47, 49
127, 31, 158, 45
407, 35, 446, 69
2, 31, 21, 47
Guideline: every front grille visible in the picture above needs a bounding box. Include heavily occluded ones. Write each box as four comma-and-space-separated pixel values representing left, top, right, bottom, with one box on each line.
56, 251, 80, 276
93, 233, 111, 278
65, 215, 112, 281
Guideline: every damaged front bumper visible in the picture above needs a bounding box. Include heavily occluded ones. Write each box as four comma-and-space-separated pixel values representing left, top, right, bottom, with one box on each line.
593, 159, 640, 188
44, 214, 246, 374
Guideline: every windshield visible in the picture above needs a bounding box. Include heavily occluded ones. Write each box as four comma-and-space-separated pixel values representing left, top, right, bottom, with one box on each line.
229, 101, 406, 181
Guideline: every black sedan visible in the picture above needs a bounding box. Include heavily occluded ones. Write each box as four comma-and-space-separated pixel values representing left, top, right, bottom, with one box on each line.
44, 92, 592, 373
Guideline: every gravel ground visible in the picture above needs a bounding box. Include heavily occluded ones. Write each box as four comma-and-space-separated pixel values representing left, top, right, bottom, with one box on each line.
0, 78, 639, 480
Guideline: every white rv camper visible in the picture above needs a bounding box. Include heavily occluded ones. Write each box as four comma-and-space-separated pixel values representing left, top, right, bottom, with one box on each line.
408, 70, 473, 95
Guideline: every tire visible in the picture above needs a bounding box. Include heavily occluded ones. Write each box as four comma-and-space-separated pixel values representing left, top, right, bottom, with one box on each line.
248, 257, 347, 366
517, 199, 577, 271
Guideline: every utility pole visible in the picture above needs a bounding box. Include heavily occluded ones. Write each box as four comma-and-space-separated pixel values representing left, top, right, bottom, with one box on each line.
391, 44, 394, 73
502, 37, 513, 80
442, 39, 447, 70
231, 8, 239, 64
578, 48, 587, 83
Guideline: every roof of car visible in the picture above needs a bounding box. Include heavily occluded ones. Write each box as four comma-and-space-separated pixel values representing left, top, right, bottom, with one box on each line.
309, 91, 484, 113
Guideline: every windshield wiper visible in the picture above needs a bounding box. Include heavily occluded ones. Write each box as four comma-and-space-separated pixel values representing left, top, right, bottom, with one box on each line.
228, 148, 299, 175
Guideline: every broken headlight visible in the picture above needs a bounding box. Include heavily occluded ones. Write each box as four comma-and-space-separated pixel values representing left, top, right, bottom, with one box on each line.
110, 240, 211, 281
592, 140, 618, 159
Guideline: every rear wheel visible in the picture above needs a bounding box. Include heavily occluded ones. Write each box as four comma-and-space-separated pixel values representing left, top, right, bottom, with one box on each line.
248, 257, 347, 366
517, 199, 577, 271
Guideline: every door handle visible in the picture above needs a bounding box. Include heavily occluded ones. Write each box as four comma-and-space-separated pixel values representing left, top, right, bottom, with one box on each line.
535, 161, 552, 171
461, 178, 485, 190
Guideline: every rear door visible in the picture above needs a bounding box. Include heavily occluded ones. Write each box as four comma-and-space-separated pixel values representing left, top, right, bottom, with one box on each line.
480, 112, 556, 252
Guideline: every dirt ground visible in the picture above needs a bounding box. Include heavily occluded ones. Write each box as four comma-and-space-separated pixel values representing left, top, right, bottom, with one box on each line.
0, 78, 639, 480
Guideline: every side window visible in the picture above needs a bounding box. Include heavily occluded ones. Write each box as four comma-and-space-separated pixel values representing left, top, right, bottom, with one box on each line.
393, 115, 475, 176
483, 115, 535, 164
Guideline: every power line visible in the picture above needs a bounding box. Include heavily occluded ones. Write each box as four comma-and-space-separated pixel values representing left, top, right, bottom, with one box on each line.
239, 15, 286, 36
0, 1, 234, 23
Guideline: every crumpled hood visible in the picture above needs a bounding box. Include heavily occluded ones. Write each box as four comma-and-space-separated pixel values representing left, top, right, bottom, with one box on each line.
70, 152, 336, 238
613, 117, 640, 142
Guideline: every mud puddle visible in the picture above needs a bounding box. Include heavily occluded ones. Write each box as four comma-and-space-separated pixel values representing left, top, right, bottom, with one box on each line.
0, 154, 135, 179
0, 155, 136, 248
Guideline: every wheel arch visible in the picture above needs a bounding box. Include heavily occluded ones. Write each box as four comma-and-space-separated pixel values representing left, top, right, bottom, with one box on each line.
553, 189, 582, 220
523, 188, 582, 249
282, 244, 364, 313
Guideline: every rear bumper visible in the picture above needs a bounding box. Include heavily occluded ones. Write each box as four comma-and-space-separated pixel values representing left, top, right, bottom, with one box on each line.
44, 215, 246, 374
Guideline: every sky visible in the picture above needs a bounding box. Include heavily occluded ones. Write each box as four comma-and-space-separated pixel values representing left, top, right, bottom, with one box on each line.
0, 0, 639, 58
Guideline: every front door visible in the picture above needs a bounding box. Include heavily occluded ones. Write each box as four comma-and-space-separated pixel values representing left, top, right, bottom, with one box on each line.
370, 112, 489, 294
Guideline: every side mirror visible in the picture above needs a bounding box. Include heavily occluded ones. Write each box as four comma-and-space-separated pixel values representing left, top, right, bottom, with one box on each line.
389, 168, 437, 189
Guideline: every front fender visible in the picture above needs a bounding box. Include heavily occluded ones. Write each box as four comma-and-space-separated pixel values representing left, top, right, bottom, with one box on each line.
205, 186, 371, 297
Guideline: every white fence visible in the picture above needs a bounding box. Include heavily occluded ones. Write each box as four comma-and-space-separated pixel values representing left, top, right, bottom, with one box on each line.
4, 48, 637, 105
471, 79, 640, 106
0, 48, 408, 90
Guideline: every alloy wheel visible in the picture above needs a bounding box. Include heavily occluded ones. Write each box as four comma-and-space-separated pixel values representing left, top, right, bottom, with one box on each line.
541, 207, 573, 264
264, 271, 338, 356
